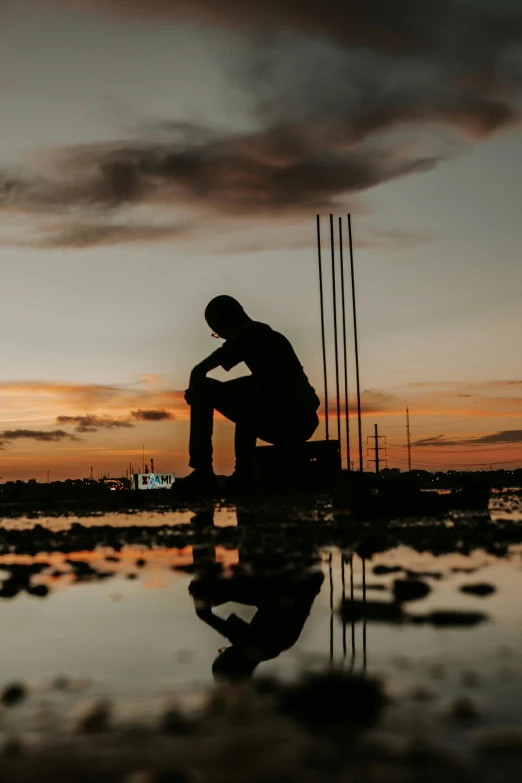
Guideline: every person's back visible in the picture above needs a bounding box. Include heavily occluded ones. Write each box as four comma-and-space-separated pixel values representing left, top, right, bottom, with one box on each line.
214, 319, 319, 409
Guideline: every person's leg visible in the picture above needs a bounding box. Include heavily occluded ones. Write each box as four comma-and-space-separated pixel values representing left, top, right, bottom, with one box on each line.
212, 378, 258, 476
189, 376, 257, 474
188, 378, 222, 472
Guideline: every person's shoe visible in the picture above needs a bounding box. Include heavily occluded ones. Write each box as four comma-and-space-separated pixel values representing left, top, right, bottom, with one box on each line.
225, 469, 258, 495
179, 469, 218, 497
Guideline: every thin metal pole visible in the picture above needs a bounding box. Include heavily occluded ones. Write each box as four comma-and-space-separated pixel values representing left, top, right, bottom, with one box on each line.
316, 215, 329, 440
339, 218, 351, 471
350, 554, 355, 670
329, 552, 334, 665
341, 554, 347, 661
329, 214, 342, 447
362, 556, 367, 672
347, 214, 363, 472
374, 424, 380, 475
406, 406, 412, 472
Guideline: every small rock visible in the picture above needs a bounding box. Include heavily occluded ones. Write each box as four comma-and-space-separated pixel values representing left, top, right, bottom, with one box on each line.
425, 610, 488, 627
393, 579, 431, 603
460, 583, 496, 597
27, 584, 50, 598
450, 696, 482, 722
0, 579, 22, 599
2, 683, 27, 707
277, 672, 385, 734
136, 558, 147, 568
76, 699, 112, 733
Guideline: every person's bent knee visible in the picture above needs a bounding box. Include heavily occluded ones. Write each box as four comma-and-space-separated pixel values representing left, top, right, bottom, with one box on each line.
190, 377, 222, 402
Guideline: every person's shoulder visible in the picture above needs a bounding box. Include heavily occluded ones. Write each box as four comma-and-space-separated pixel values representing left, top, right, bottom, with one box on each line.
250, 321, 273, 333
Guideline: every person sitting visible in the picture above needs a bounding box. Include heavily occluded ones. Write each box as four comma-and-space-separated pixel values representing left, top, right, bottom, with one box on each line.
184, 295, 320, 491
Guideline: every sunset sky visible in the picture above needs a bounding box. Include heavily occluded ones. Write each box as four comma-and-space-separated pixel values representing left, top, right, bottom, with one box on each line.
1, 0, 522, 480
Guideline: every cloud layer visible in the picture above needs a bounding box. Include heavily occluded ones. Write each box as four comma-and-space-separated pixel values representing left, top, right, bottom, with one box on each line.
52, 0, 522, 67
0, 429, 79, 449
416, 430, 522, 448
56, 415, 135, 433
131, 409, 174, 422
0, 1, 519, 246
56, 409, 176, 432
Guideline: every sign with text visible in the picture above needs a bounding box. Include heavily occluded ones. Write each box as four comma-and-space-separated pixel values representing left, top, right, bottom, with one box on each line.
133, 473, 175, 490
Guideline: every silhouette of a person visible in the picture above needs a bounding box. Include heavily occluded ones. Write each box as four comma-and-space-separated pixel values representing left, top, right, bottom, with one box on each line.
189, 567, 324, 682
184, 295, 320, 490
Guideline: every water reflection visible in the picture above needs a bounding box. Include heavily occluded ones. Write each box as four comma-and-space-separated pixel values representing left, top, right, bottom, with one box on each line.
0, 498, 521, 703
189, 508, 324, 680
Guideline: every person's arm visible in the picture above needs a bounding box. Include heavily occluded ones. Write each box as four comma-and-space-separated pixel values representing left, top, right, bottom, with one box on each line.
188, 349, 223, 389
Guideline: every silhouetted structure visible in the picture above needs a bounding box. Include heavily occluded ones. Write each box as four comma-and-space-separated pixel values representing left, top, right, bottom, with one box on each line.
184, 295, 320, 491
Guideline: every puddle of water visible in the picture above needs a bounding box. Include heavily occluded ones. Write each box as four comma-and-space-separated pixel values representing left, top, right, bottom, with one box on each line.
0, 495, 522, 736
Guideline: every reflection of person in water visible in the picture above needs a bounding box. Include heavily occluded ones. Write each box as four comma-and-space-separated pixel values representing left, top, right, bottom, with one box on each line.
184, 295, 320, 492
189, 567, 324, 681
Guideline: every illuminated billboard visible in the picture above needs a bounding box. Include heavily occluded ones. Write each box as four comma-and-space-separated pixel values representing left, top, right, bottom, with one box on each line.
131, 473, 175, 490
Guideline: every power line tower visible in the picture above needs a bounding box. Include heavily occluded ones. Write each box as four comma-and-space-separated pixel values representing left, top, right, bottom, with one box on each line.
406, 407, 412, 472
367, 424, 387, 474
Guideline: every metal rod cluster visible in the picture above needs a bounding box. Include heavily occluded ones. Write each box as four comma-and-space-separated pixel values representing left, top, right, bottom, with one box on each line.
316, 214, 363, 471
328, 550, 367, 671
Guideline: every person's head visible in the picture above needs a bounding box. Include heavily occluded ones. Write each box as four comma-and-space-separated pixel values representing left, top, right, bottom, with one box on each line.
211, 646, 259, 682
205, 295, 250, 340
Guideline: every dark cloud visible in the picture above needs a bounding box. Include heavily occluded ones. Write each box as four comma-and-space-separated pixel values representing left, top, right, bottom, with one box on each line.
0, 429, 79, 449
2, 0, 520, 247
131, 409, 175, 421
52, 0, 522, 69
414, 435, 463, 448
49, 0, 419, 50
415, 430, 522, 447
56, 415, 134, 433
56, 411, 175, 431
0, 129, 439, 222
17, 222, 188, 250
471, 430, 522, 445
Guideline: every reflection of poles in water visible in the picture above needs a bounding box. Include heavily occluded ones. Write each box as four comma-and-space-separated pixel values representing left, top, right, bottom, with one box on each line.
362, 556, 367, 672
341, 554, 347, 661
316, 215, 329, 440
350, 554, 355, 670
329, 552, 334, 665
